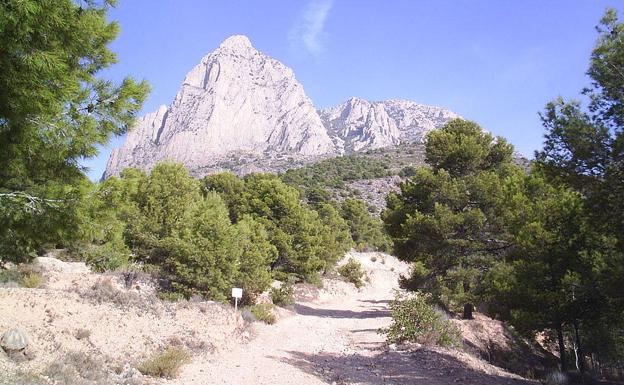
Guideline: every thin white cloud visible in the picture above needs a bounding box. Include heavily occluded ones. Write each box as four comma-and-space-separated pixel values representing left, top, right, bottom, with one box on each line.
290, 0, 333, 56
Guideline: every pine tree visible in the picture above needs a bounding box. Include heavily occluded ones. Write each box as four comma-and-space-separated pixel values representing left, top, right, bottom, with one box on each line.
383, 119, 517, 319
0, 0, 149, 263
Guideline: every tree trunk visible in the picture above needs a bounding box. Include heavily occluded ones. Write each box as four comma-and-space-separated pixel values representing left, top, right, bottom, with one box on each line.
556, 322, 568, 372
462, 280, 473, 320
573, 321, 585, 373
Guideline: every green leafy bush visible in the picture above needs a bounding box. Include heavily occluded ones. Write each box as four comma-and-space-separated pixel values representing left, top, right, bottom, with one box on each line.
0, 265, 44, 288
337, 258, 366, 288
384, 292, 460, 347
137, 347, 190, 379
249, 303, 277, 324
270, 283, 295, 306
0, 268, 22, 286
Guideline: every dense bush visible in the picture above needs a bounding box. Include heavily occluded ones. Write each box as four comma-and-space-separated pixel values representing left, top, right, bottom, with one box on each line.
384, 292, 460, 347
341, 199, 392, 252
205, 173, 352, 282
337, 258, 366, 288
72, 166, 354, 301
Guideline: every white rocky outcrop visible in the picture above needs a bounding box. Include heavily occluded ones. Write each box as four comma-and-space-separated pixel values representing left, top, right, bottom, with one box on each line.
105, 35, 335, 178
320, 97, 459, 153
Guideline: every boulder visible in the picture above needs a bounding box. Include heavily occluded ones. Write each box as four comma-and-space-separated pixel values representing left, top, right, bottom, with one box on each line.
0, 328, 28, 352
35, 256, 89, 274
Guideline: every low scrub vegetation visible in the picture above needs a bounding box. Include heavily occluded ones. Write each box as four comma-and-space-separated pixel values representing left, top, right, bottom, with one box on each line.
337, 258, 366, 288
280, 155, 390, 190
249, 303, 277, 324
137, 347, 191, 379
384, 292, 460, 347
0, 265, 44, 288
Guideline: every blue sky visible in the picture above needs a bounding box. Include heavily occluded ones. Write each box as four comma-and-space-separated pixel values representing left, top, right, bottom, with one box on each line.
84, 0, 622, 180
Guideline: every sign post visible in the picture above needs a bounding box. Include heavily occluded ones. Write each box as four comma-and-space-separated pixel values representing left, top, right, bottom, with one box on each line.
231, 287, 243, 311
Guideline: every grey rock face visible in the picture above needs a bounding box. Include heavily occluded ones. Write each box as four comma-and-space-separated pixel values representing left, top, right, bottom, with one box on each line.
1, 328, 28, 351
319, 97, 459, 153
104, 36, 459, 178
105, 35, 335, 178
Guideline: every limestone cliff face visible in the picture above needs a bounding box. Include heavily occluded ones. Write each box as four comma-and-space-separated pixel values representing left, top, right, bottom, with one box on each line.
105, 36, 459, 178
319, 97, 459, 153
104, 35, 335, 178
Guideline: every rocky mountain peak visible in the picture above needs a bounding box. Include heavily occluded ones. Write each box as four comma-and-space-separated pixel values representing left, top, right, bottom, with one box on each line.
219, 34, 253, 50
105, 35, 334, 178
104, 36, 460, 179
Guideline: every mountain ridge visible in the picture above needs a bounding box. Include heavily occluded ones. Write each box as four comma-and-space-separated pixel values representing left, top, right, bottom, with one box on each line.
104, 35, 459, 179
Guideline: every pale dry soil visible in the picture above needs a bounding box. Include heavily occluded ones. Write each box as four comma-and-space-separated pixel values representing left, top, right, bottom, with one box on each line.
0, 252, 538, 385
173, 253, 536, 385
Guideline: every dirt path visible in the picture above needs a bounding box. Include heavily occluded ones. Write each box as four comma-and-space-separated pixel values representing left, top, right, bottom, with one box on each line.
173, 274, 536, 385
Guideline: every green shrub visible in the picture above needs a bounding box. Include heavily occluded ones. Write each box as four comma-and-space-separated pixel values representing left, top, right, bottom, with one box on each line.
341, 199, 392, 252
0, 268, 22, 286
270, 283, 295, 306
384, 292, 460, 347
77, 241, 131, 272
137, 347, 190, 379
337, 258, 366, 288
0, 265, 45, 288
249, 303, 277, 324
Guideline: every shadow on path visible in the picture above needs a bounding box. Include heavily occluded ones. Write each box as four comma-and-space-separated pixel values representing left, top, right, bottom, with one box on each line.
358, 299, 391, 305
293, 303, 390, 319
278, 349, 538, 385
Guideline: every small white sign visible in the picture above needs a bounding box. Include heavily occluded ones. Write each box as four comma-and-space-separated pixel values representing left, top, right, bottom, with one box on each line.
232, 287, 243, 299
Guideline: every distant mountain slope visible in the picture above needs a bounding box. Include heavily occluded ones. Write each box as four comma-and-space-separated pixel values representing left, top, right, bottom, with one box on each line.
320, 97, 458, 153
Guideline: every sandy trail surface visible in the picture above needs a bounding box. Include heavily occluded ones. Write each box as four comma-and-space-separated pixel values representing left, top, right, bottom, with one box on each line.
173, 254, 535, 385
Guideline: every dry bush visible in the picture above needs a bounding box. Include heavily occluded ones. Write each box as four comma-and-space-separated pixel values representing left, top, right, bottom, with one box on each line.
137, 347, 190, 379
43, 351, 109, 385
167, 335, 214, 354
20, 272, 44, 288
77, 278, 158, 312
544, 371, 568, 385
0, 264, 45, 288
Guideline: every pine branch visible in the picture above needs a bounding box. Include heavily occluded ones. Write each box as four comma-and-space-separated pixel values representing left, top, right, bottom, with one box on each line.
0, 192, 65, 212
